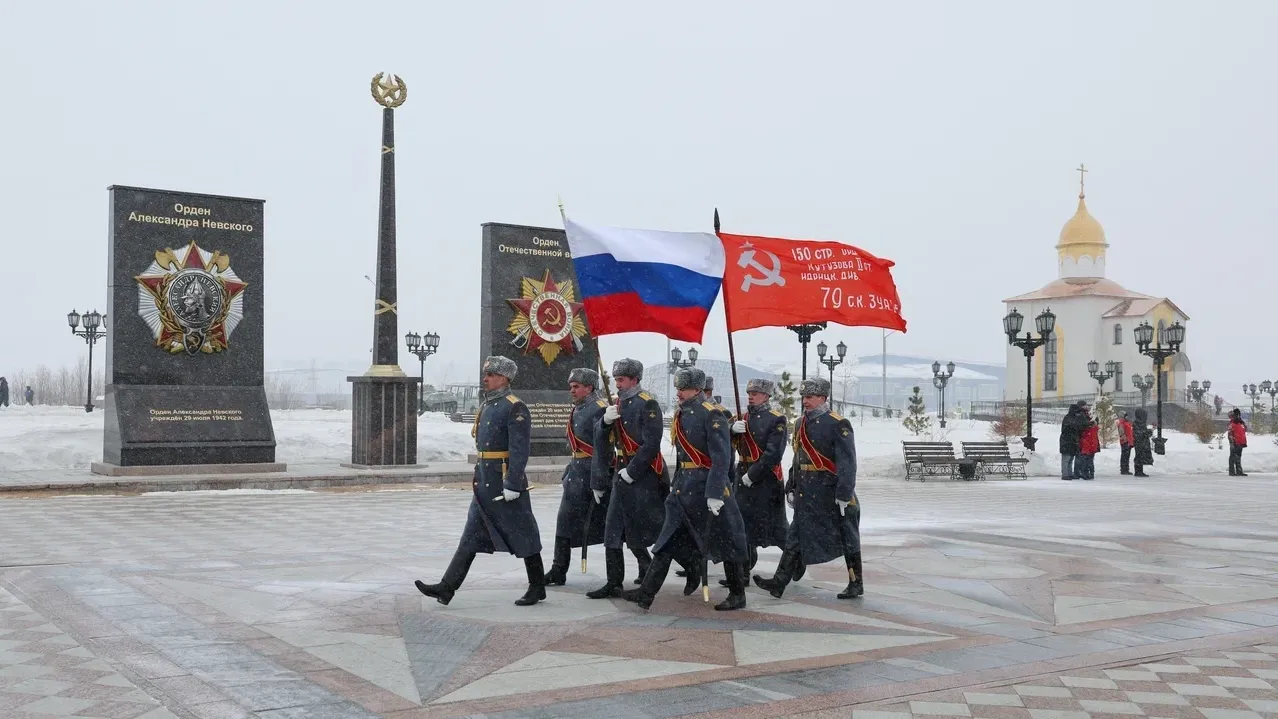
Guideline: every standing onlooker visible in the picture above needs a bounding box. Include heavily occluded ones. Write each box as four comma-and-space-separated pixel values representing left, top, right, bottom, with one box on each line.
1117, 412, 1134, 475
1214, 395, 1224, 417
1079, 408, 1099, 480
1059, 403, 1084, 480
24, 386, 34, 406
0, 377, 9, 408
1228, 408, 1248, 477
1132, 408, 1153, 477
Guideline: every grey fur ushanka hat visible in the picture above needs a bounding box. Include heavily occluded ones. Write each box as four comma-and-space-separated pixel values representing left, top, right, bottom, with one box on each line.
612, 358, 643, 381
674, 367, 706, 391
567, 367, 600, 388
799, 377, 831, 397
482, 355, 517, 380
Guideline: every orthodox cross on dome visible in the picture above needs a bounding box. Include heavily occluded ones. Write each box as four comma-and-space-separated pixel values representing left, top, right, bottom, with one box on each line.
1077, 163, 1088, 198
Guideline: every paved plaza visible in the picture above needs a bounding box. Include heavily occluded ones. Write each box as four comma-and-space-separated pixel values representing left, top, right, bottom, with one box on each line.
1, 475, 1277, 718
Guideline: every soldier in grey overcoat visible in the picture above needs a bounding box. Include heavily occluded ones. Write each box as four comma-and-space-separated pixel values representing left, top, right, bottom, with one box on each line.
728, 378, 789, 577
415, 356, 547, 607
544, 367, 610, 586
753, 376, 864, 600
586, 358, 669, 598
621, 367, 751, 611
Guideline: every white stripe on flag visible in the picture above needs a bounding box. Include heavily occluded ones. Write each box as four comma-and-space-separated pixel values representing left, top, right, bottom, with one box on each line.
564, 218, 725, 279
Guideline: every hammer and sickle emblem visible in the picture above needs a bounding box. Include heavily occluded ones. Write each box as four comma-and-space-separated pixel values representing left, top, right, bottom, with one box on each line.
542, 303, 562, 329
738, 247, 786, 292
370, 73, 408, 108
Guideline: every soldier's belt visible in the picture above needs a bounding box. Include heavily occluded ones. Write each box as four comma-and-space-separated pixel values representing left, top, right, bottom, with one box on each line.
476, 451, 511, 460
798, 463, 832, 472
618, 450, 636, 458
572, 451, 591, 459
679, 461, 709, 470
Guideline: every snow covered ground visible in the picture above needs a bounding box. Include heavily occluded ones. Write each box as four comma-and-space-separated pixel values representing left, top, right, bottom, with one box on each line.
0, 405, 1273, 477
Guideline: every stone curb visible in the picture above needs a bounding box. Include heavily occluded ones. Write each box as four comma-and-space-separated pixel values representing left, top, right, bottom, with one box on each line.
0, 465, 567, 495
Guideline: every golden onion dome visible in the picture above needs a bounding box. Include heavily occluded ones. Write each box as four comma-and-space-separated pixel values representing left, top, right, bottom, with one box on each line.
1057, 194, 1107, 250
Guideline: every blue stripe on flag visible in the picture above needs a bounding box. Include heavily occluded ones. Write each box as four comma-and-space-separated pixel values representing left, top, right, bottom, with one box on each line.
573, 253, 722, 311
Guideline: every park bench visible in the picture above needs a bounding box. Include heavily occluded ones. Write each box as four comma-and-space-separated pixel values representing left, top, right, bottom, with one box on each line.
450, 412, 478, 424
901, 442, 968, 481
960, 441, 1028, 480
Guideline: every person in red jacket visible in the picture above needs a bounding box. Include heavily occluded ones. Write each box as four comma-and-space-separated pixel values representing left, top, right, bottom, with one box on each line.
1228, 409, 1248, 476
1117, 412, 1134, 475
1078, 412, 1100, 480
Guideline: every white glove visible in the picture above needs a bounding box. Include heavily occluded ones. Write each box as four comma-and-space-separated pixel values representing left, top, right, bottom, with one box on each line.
618, 468, 634, 484
603, 405, 620, 425
592, 489, 604, 504
707, 498, 724, 516
731, 420, 747, 435
786, 492, 795, 508
836, 499, 849, 516
494, 488, 520, 502
740, 474, 754, 488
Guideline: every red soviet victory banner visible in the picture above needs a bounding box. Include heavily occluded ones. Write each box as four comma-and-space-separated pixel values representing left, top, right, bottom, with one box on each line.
718, 233, 907, 333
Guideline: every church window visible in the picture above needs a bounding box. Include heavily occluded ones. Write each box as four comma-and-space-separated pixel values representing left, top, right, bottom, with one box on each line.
1113, 362, 1123, 391
1043, 335, 1057, 392
1113, 323, 1122, 345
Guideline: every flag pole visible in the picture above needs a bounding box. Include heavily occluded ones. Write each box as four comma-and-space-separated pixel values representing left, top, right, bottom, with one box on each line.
714, 208, 744, 419
560, 197, 612, 575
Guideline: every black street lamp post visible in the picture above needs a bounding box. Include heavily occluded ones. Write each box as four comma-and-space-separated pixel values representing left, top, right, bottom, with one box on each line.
1187, 379, 1211, 406
1087, 359, 1116, 394
67, 309, 106, 413
404, 331, 440, 414
668, 345, 698, 373
1260, 380, 1277, 413
1134, 320, 1186, 455
931, 360, 956, 429
1244, 383, 1262, 418
816, 339, 847, 388
787, 323, 827, 382
1132, 373, 1155, 407
1003, 307, 1056, 451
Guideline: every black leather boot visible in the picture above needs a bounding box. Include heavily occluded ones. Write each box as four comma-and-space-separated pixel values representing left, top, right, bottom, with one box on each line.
516, 555, 547, 606
837, 552, 864, 599
414, 550, 475, 606
621, 553, 671, 611
682, 560, 701, 596
753, 550, 797, 599
714, 562, 747, 611
631, 546, 652, 585
726, 546, 760, 586
791, 558, 807, 581
586, 548, 624, 599
544, 537, 570, 586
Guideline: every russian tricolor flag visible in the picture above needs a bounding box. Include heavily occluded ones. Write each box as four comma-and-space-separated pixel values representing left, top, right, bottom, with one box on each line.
563, 217, 725, 343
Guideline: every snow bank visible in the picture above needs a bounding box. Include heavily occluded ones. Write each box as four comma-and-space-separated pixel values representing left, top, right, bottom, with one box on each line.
2, 405, 1273, 478
0, 406, 474, 471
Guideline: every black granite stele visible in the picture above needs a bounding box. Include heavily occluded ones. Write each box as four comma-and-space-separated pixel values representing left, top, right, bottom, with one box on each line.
479, 223, 600, 456
101, 186, 277, 468
348, 94, 418, 467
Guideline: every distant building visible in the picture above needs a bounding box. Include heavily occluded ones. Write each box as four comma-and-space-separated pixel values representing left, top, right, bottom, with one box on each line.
645, 357, 780, 412
846, 354, 1005, 413
1002, 173, 1190, 402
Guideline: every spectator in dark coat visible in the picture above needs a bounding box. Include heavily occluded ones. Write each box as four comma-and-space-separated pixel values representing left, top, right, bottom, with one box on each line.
1132, 408, 1153, 477
1228, 409, 1248, 476
0, 377, 9, 408
24, 386, 34, 405
1059, 403, 1084, 480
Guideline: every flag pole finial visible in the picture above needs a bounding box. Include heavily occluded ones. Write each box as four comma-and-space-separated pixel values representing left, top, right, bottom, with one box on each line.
557, 196, 566, 221
713, 207, 720, 234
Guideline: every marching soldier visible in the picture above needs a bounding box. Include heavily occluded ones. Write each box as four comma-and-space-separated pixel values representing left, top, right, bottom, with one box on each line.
544, 368, 610, 586
415, 356, 547, 607
753, 377, 863, 600
728, 378, 788, 579
587, 359, 669, 598
621, 367, 750, 611
678, 375, 734, 582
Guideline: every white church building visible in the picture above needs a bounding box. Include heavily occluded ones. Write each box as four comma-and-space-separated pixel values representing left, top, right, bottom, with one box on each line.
1003, 172, 1190, 402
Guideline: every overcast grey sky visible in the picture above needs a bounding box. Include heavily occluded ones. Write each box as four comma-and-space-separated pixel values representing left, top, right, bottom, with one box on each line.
1, 1, 1274, 397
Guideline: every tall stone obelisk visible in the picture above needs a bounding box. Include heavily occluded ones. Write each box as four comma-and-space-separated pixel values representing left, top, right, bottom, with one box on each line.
346, 73, 419, 467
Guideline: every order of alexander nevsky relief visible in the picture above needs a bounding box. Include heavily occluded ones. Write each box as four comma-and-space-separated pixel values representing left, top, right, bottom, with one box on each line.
134, 240, 247, 355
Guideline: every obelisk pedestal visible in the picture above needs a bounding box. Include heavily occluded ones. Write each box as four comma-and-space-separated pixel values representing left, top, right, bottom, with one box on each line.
347, 73, 419, 468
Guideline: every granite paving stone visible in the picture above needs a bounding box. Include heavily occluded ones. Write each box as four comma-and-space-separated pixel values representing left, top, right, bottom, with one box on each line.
2, 475, 1278, 717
